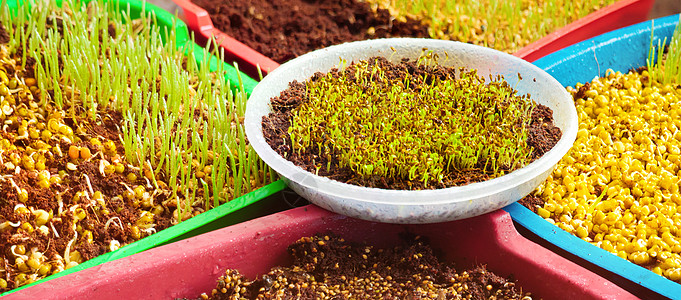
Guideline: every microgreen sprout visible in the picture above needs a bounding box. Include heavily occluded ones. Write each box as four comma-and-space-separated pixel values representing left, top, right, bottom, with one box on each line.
648, 16, 681, 86
286, 55, 540, 189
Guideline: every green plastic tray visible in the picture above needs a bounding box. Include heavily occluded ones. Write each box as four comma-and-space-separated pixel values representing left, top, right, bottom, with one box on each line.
0, 0, 284, 296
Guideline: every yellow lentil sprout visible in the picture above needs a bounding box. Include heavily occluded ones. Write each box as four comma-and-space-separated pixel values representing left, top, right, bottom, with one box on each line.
534, 69, 681, 283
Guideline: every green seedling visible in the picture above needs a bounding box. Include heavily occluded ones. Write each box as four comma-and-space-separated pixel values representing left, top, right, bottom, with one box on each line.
288, 55, 537, 188
0, 0, 271, 292
368, 0, 617, 53
647, 16, 681, 86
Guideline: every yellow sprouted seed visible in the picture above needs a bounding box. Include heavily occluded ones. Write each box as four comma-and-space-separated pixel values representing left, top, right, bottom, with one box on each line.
537, 69, 681, 283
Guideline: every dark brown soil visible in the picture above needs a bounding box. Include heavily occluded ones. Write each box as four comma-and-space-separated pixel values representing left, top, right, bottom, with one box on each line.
194, 0, 430, 63
262, 57, 562, 190
526, 105, 562, 160
573, 82, 591, 101
197, 234, 531, 299
0, 21, 9, 44
517, 194, 543, 213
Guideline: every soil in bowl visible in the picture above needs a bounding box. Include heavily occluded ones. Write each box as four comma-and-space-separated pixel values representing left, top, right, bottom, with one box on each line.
193, 0, 617, 63
194, 233, 533, 299
519, 23, 681, 283
0, 1, 272, 293
263, 55, 562, 190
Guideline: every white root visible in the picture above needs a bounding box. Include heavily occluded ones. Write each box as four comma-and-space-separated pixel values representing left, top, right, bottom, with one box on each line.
120, 181, 134, 194
13, 203, 26, 212
63, 230, 78, 265
83, 173, 94, 195
10, 245, 28, 260
98, 159, 107, 177
104, 216, 124, 232
50, 222, 60, 238
88, 203, 100, 223
143, 192, 154, 207
58, 198, 64, 216
144, 176, 152, 189
8, 178, 21, 194
54, 143, 62, 157
140, 227, 156, 235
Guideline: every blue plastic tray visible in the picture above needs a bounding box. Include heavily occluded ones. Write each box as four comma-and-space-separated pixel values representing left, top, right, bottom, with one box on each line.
504, 14, 681, 299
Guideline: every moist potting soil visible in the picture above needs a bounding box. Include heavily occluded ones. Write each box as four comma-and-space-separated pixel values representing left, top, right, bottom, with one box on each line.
196, 234, 532, 299
262, 57, 561, 190
193, 0, 429, 64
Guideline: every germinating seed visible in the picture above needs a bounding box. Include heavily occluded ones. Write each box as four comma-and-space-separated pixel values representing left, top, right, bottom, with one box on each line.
533, 69, 681, 282
529, 20, 681, 283
199, 235, 532, 299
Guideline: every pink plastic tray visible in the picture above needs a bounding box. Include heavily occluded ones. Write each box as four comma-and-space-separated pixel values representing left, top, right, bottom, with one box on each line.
9, 205, 635, 299
174, 0, 653, 79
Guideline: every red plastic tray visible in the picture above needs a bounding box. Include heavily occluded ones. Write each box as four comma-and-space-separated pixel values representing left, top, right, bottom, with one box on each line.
175, 0, 279, 80
174, 0, 653, 80
9, 205, 635, 299
513, 0, 655, 62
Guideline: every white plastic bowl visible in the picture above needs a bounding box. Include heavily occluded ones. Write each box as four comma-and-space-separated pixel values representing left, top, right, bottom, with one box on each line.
245, 38, 577, 224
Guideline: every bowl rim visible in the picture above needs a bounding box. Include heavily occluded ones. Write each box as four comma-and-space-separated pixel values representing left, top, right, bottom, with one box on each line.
245, 38, 578, 206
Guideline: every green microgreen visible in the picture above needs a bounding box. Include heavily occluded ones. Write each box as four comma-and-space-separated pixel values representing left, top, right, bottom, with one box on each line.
288, 55, 537, 188
648, 16, 681, 86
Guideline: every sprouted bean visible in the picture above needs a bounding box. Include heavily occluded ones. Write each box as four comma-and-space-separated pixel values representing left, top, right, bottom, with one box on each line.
530, 19, 681, 283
